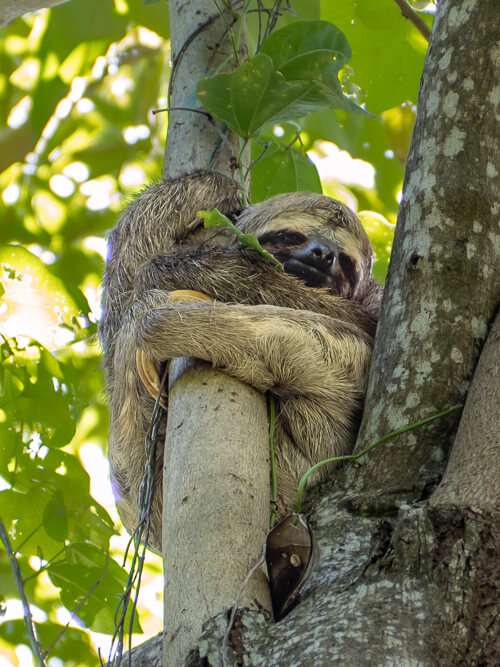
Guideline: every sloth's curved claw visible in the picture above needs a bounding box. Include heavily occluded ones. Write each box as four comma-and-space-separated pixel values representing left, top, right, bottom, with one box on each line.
136, 349, 167, 407
169, 289, 214, 303
135, 290, 213, 406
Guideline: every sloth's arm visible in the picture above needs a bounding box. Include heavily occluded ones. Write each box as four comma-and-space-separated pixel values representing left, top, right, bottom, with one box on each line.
134, 296, 372, 481
134, 246, 377, 337
136, 296, 372, 399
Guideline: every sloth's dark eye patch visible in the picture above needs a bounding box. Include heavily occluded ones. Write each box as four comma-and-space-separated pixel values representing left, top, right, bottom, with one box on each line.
258, 229, 307, 246
339, 253, 358, 283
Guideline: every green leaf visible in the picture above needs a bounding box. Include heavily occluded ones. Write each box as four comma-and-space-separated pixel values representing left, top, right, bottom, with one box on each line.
197, 55, 313, 138
197, 22, 371, 139
0, 448, 115, 557
48, 543, 142, 634
322, 1, 430, 113
260, 20, 351, 78
250, 143, 322, 202
43, 489, 69, 542
199, 209, 283, 270
0, 338, 79, 447
358, 211, 395, 283
0, 245, 90, 350
260, 21, 372, 117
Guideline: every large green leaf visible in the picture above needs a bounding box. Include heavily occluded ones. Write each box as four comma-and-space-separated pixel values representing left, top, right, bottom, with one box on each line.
250, 143, 322, 202
197, 55, 310, 138
0, 245, 90, 349
48, 543, 142, 634
322, 0, 430, 113
260, 20, 351, 77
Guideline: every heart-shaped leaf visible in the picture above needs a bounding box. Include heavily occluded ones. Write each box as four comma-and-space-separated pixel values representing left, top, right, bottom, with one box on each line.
260, 20, 351, 78
197, 55, 317, 138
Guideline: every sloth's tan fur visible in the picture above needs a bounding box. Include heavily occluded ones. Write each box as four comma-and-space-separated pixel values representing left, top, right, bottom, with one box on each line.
100, 170, 382, 552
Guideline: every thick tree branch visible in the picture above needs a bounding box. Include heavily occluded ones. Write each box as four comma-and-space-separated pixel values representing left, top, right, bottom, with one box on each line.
0, 0, 72, 27
431, 309, 500, 511
161, 3, 270, 666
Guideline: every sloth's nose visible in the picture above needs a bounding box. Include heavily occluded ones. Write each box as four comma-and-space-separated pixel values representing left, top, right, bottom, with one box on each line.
310, 242, 335, 266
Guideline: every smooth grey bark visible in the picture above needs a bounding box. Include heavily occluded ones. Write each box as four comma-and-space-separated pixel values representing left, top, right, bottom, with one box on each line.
164, 0, 245, 176
129, 0, 500, 664
0, 0, 72, 27
161, 3, 270, 666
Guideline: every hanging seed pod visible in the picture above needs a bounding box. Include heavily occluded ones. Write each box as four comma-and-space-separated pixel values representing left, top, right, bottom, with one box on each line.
265, 513, 319, 620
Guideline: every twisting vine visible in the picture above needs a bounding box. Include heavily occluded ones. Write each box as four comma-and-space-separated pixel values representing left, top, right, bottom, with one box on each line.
295, 404, 463, 513
102, 368, 168, 667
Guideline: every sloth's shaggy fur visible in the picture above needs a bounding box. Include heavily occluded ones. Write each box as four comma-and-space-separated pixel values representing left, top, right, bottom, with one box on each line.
100, 170, 382, 552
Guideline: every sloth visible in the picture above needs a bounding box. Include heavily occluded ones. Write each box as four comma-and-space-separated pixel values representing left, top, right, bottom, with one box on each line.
100, 170, 382, 553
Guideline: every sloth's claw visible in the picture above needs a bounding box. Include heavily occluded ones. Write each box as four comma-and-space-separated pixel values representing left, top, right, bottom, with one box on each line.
136, 289, 213, 405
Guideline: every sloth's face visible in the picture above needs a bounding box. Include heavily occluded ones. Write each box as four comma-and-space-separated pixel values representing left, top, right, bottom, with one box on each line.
237, 194, 374, 300
257, 225, 362, 298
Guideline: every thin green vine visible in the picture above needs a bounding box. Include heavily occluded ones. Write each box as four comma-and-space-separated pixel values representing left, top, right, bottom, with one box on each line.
295, 404, 463, 514
268, 393, 278, 528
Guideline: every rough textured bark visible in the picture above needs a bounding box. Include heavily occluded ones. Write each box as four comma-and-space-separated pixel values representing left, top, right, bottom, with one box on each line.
0, 0, 72, 27
128, 482, 500, 666
161, 3, 270, 666
431, 309, 500, 511
350, 0, 500, 507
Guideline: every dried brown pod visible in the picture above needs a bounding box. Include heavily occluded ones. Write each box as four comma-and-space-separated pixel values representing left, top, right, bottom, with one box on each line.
265, 513, 319, 620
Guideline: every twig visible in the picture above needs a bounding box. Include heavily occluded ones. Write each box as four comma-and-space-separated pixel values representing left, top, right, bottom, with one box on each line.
393, 0, 432, 41
23, 547, 66, 584
0, 518, 46, 667
244, 140, 271, 182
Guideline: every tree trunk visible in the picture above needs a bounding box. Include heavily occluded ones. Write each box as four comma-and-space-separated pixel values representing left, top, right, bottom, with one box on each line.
161, 3, 270, 666
350, 0, 500, 507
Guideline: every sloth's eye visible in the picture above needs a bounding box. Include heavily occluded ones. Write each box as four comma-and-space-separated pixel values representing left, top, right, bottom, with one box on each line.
278, 230, 307, 245
258, 230, 307, 246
